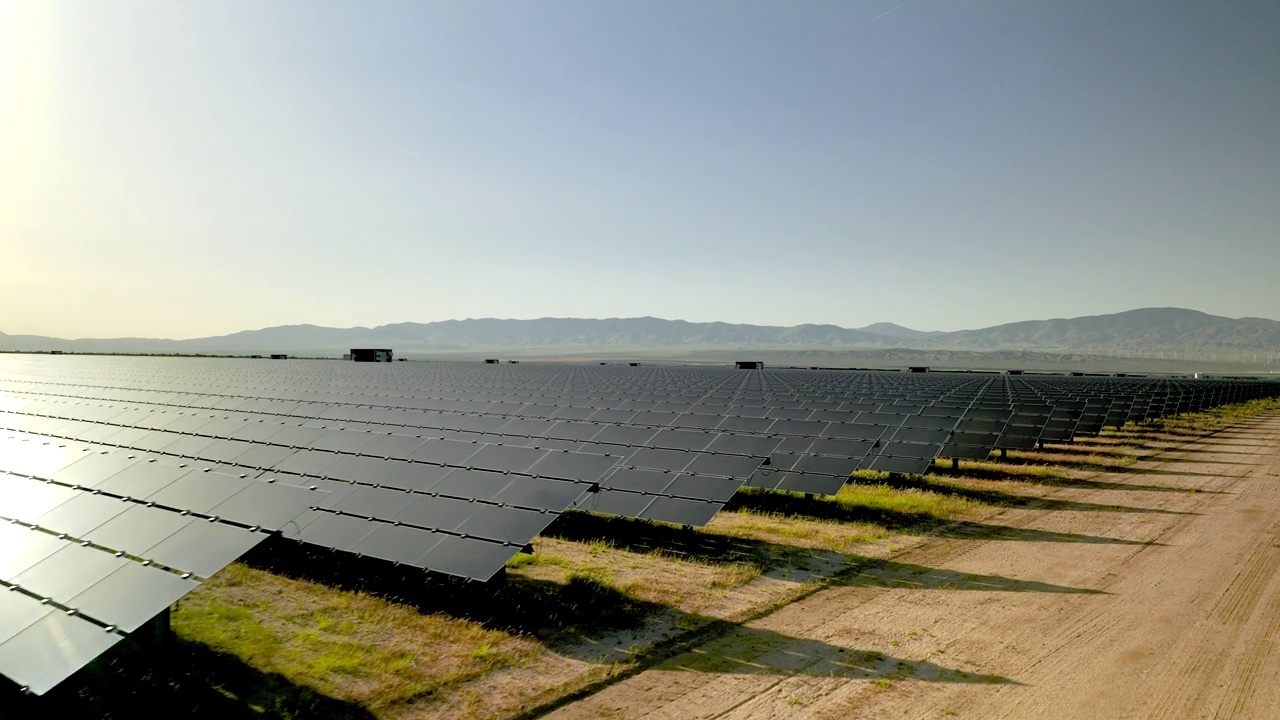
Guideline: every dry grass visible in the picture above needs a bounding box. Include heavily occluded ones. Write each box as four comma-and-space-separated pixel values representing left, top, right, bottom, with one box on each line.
506, 536, 763, 616
174, 564, 545, 715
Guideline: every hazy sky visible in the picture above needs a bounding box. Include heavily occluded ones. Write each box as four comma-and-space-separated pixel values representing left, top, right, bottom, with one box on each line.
3, 1, 1278, 339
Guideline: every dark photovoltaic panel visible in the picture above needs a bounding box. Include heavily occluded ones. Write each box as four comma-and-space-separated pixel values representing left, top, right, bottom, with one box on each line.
1, 355, 1278, 695
0, 473, 281, 694
0, 426, 322, 694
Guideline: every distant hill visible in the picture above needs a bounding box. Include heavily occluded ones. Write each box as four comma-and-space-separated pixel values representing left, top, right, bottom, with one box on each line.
3, 308, 1279, 358
853, 322, 940, 340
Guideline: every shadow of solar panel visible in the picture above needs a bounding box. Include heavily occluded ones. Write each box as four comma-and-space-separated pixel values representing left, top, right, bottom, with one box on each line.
420, 536, 515, 580
0, 611, 123, 695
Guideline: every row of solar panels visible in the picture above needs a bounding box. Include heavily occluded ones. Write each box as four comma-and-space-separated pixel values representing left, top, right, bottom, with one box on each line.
0, 368, 1269, 492
1, 357, 1276, 695
0, 430, 323, 694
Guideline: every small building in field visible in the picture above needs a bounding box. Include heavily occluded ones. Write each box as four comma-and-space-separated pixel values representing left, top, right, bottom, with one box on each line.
350, 348, 393, 362
271, 354, 288, 360
484, 359, 499, 364
735, 360, 764, 370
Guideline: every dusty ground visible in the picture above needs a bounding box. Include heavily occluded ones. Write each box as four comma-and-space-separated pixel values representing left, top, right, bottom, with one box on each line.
543, 411, 1280, 719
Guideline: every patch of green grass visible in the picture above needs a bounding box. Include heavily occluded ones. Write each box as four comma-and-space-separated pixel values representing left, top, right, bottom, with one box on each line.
833, 483, 974, 519
173, 564, 538, 712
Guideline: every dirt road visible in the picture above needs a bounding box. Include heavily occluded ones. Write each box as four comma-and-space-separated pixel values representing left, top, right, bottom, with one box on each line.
544, 412, 1280, 719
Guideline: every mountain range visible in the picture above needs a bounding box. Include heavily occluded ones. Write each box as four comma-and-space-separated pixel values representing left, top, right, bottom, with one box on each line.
3, 308, 1279, 358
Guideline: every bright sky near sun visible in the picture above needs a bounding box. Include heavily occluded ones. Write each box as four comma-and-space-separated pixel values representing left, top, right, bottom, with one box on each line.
2, 1, 1278, 339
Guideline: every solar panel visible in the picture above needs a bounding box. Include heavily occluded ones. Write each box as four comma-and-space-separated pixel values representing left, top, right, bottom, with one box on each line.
2, 355, 1278, 695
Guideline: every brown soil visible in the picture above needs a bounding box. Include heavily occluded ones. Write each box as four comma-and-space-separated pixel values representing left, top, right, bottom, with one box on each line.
541, 412, 1280, 719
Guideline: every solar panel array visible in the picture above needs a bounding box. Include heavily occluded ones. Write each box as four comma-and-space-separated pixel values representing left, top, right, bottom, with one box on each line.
1, 355, 1277, 694
0, 431, 320, 694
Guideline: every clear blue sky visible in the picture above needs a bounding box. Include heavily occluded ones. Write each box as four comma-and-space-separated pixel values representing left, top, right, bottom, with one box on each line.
3, 0, 1277, 339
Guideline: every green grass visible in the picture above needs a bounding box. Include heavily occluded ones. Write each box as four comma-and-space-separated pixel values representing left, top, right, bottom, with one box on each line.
173, 564, 538, 713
